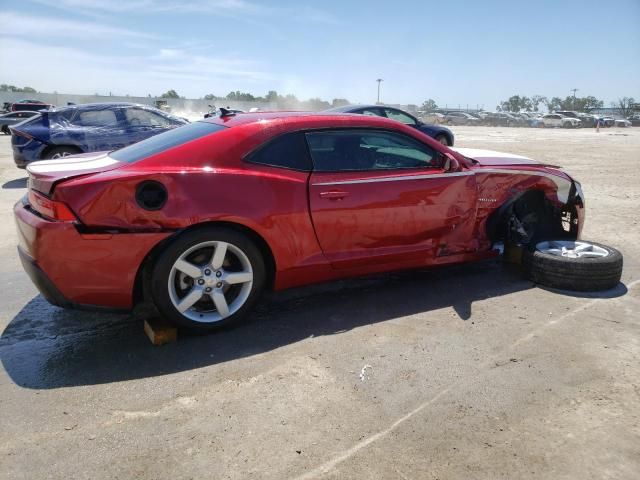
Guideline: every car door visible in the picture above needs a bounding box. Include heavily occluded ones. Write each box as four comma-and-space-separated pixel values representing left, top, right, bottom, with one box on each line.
307, 128, 478, 269
70, 107, 129, 152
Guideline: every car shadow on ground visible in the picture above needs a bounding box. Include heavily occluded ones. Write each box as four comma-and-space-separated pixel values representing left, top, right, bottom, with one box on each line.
0, 259, 628, 389
2, 177, 27, 189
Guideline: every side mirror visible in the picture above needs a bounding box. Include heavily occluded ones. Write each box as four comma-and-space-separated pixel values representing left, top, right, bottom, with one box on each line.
443, 153, 460, 172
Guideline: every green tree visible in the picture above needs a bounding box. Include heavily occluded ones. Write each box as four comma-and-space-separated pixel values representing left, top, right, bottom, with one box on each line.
331, 98, 350, 107
545, 97, 563, 112
203, 93, 217, 100
265, 90, 278, 103
226, 90, 256, 101
499, 95, 532, 112
613, 97, 635, 117
0, 84, 37, 93
160, 89, 180, 99
530, 95, 547, 112
421, 99, 438, 111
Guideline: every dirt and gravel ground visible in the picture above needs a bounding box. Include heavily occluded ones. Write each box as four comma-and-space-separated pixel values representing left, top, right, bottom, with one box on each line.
1, 126, 639, 480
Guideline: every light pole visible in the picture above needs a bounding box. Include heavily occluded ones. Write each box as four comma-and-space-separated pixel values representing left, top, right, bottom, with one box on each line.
570, 88, 578, 110
376, 78, 383, 104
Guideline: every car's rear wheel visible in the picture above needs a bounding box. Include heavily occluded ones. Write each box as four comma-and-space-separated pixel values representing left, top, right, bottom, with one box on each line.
434, 134, 450, 146
150, 226, 266, 331
1, 125, 10, 135
523, 240, 623, 291
44, 146, 81, 159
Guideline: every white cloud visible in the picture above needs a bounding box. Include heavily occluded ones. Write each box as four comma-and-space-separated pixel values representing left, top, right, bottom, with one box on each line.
0, 38, 271, 97
0, 11, 157, 39
27, 0, 339, 24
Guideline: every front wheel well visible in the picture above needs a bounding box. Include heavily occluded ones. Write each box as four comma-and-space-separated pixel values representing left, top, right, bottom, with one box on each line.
487, 189, 578, 247
132, 221, 277, 307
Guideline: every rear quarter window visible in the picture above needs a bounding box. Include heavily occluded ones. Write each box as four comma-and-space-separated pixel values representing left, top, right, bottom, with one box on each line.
110, 121, 226, 163
246, 132, 313, 171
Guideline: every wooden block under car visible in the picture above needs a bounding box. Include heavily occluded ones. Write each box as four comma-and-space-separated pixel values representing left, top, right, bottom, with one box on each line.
143, 318, 177, 346
504, 244, 524, 264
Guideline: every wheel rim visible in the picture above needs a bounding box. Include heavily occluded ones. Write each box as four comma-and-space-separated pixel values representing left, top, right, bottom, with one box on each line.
536, 240, 609, 259
438, 136, 448, 145
168, 241, 253, 323
51, 151, 74, 159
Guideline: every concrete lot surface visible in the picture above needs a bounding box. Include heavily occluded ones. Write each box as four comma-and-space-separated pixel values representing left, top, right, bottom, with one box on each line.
1, 127, 639, 479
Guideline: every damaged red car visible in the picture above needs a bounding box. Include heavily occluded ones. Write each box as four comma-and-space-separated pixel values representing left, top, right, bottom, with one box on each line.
14, 112, 622, 330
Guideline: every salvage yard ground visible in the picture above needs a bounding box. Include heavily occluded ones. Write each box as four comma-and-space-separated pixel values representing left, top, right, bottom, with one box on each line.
1, 126, 639, 479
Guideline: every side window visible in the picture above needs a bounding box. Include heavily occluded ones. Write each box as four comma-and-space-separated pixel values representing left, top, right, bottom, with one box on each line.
384, 108, 417, 125
77, 109, 118, 127
305, 130, 440, 172
247, 132, 313, 171
358, 108, 382, 117
125, 108, 173, 127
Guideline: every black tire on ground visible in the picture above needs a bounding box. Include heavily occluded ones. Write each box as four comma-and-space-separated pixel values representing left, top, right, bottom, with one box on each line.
523, 240, 623, 292
434, 134, 450, 146
43, 146, 81, 159
1, 125, 10, 135
150, 226, 266, 331
563, 122, 571, 128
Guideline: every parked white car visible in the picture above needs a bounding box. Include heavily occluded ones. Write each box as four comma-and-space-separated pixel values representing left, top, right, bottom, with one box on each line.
614, 118, 632, 127
542, 114, 581, 128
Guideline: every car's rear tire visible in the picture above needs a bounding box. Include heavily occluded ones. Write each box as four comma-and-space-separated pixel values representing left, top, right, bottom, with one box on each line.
44, 146, 82, 159
523, 240, 623, 292
434, 134, 450, 146
150, 226, 266, 331
1, 125, 10, 135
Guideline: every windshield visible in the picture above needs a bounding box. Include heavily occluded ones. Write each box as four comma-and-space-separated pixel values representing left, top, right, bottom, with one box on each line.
110, 121, 226, 163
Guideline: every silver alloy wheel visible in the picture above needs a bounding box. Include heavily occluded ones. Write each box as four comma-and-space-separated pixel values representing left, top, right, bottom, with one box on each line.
51, 151, 73, 159
168, 240, 253, 323
536, 240, 609, 259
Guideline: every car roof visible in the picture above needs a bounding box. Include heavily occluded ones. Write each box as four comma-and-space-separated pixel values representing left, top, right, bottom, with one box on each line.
49, 102, 149, 112
201, 111, 412, 129
324, 104, 405, 113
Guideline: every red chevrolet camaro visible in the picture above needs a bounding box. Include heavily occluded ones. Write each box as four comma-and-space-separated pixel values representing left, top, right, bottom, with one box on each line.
15, 111, 615, 330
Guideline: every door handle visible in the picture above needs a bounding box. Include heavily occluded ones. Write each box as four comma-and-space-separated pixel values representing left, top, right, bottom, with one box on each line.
319, 190, 349, 200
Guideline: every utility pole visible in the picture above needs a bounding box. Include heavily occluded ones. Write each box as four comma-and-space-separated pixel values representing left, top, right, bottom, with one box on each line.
376, 79, 383, 104
570, 88, 578, 110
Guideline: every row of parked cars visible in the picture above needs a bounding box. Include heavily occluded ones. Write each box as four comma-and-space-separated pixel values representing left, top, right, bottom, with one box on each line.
422, 110, 636, 128
4, 102, 457, 168
3, 100, 639, 168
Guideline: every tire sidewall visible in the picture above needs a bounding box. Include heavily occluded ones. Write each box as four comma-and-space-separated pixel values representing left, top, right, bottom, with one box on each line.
528, 240, 621, 266
523, 240, 623, 292
150, 226, 266, 331
44, 146, 81, 159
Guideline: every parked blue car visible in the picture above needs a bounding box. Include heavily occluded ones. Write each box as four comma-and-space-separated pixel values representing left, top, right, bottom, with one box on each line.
11, 103, 188, 168
325, 104, 455, 146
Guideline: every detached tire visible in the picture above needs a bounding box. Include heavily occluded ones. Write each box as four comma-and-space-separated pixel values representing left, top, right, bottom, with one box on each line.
523, 240, 622, 292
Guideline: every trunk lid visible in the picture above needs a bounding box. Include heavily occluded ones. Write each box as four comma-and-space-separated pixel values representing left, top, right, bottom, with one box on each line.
27, 152, 123, 195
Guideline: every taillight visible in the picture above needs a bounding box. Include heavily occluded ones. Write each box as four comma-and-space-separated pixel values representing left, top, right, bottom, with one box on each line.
11, 129, 33, 140
28, 190, 77, 222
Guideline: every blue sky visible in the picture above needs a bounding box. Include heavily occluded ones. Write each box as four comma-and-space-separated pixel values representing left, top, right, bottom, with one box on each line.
0, 0, 638, 108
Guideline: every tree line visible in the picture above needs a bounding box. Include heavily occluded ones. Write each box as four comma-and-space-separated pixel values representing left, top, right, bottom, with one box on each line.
0, 84, 37, 93
161, 89, 350, 110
